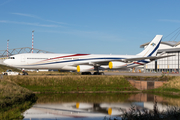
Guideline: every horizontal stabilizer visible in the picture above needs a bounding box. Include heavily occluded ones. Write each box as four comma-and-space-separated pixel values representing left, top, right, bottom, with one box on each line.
157, 51, 166, 56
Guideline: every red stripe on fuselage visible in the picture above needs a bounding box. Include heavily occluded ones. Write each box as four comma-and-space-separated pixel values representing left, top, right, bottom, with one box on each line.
133, 62, 144, 65
43, 54, 90, 61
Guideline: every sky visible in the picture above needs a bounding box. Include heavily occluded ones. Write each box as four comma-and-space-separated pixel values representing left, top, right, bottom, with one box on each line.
0, 0, 180, 55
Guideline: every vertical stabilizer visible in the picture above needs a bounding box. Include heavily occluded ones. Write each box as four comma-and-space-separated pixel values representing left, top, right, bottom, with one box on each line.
137, 35, 162, 57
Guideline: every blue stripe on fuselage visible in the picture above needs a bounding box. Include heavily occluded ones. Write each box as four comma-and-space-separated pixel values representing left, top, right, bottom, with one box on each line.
24, 58, 150, 67
25, 57, 125, 66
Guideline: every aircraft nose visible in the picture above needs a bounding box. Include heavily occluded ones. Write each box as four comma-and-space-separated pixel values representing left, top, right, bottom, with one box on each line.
3, 59, 9, 65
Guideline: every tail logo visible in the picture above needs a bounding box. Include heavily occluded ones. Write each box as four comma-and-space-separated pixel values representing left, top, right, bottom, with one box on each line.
151, 43, 156, 46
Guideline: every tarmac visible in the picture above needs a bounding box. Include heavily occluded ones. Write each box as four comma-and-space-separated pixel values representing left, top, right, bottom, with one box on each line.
104, 72, 180, 76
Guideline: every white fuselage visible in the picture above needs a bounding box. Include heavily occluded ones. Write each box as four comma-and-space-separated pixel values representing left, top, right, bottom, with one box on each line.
4, 35, 164, 72
4, 53, 147, 71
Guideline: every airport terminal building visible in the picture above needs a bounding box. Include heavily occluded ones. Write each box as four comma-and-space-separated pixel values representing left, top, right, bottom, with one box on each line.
141, 41, 180, 73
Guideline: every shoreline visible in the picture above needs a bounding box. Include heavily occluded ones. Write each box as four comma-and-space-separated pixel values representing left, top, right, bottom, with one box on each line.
0, 79, 37, 119
33, 91, 141, 94
1, 74, 180, 119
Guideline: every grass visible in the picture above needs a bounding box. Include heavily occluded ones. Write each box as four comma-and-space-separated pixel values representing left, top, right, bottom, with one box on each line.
27, 71, 81, 76
142, 76, 180, 107
7, 75, 138, 93
0, 64, 21, 73
124, 75, 175, 81
0, 94, 37, 120
145, 76, 180, 93
0, 78, 37, 119
1, 72, 180, 119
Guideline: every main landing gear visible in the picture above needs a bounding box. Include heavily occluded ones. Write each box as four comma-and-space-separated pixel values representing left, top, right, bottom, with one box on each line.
81, 72, 104, 75
81, 66, 104, 75
93, 72, 104, 75
81, 72, 92, 75
94, 66, 104, 75
22, 71, 28, 75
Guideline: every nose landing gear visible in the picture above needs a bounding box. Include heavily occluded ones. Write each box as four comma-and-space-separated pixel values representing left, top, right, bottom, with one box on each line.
22, 69, 28, 75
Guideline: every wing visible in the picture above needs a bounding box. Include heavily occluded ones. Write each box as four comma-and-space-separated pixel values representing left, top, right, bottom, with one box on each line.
118, 55, 175, 63
72, 55, 175, 66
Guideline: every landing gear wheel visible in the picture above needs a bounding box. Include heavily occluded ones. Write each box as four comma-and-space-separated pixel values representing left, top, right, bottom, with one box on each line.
24, 72, 28, 75
23, 71, 28, 75
81, 72, 92, 75
100, 72, 104, 75
93, 72, 104, 75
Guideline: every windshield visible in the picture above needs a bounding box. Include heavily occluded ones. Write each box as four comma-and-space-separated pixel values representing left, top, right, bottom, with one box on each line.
8, 57, 15, 59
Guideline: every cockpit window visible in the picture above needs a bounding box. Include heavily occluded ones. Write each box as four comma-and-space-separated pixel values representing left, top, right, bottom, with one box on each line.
8, 57, 15, 59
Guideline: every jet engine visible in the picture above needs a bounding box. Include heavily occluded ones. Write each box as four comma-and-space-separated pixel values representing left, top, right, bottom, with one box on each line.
108, 107, 123, 115
109, 61, 127, 69
76, 103, 94, 109
77, 65, 94, 72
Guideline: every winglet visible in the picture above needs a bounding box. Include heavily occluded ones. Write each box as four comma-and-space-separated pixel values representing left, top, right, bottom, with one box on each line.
137, 35, 163, 57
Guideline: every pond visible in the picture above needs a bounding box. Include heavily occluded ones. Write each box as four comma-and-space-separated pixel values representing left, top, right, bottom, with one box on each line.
23, 93, 180, 120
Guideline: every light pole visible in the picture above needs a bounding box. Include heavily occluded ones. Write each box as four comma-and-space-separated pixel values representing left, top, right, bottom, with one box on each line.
7, 40, 9, 57
32, 30, 34, 53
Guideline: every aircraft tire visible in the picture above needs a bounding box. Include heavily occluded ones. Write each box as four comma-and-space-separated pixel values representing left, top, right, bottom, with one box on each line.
81, 72, 91, 75
93, 72, 104, 75
87, 72, 92, 75
23, 72, 28, 75
100, 72, 104, 75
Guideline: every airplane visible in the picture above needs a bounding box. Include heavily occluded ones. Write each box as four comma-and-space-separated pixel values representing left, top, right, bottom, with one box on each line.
3, 35, 174, 75
23, 102, 169, 119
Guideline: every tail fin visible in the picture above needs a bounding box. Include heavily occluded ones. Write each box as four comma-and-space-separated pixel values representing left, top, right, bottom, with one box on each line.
137, 35, 163, 57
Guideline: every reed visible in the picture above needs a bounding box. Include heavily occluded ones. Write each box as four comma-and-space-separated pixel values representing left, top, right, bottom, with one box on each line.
120, 99, 180, 120
104, 100, 180, 120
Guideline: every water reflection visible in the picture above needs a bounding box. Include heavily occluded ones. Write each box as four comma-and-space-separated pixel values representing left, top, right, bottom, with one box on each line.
23, 93, 179, 120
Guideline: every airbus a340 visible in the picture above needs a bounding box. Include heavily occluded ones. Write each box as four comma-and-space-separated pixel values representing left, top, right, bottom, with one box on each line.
4, 35, 173, 75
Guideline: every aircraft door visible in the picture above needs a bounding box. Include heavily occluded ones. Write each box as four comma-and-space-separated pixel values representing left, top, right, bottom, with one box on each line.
21, 55, 26, 62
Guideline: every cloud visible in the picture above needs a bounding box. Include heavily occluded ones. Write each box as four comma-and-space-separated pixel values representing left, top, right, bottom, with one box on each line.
11, 12, 67, 25
0, 20, 8, 23
0, 20, 61, 27
0, 0, 12, 6
45, 20, 67, 25
12, 13, 40, 19
39, 30, 123, 42
159, 19, 180, 23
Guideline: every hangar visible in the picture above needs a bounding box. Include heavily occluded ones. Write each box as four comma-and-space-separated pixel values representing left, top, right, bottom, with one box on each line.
141, 41, 180, 73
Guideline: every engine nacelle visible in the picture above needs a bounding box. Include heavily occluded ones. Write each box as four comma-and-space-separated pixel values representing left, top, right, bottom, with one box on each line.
109, 61, 127, 69
108, 107, 123, 115
77, 65, 94, 72
76, 103, 94, 109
